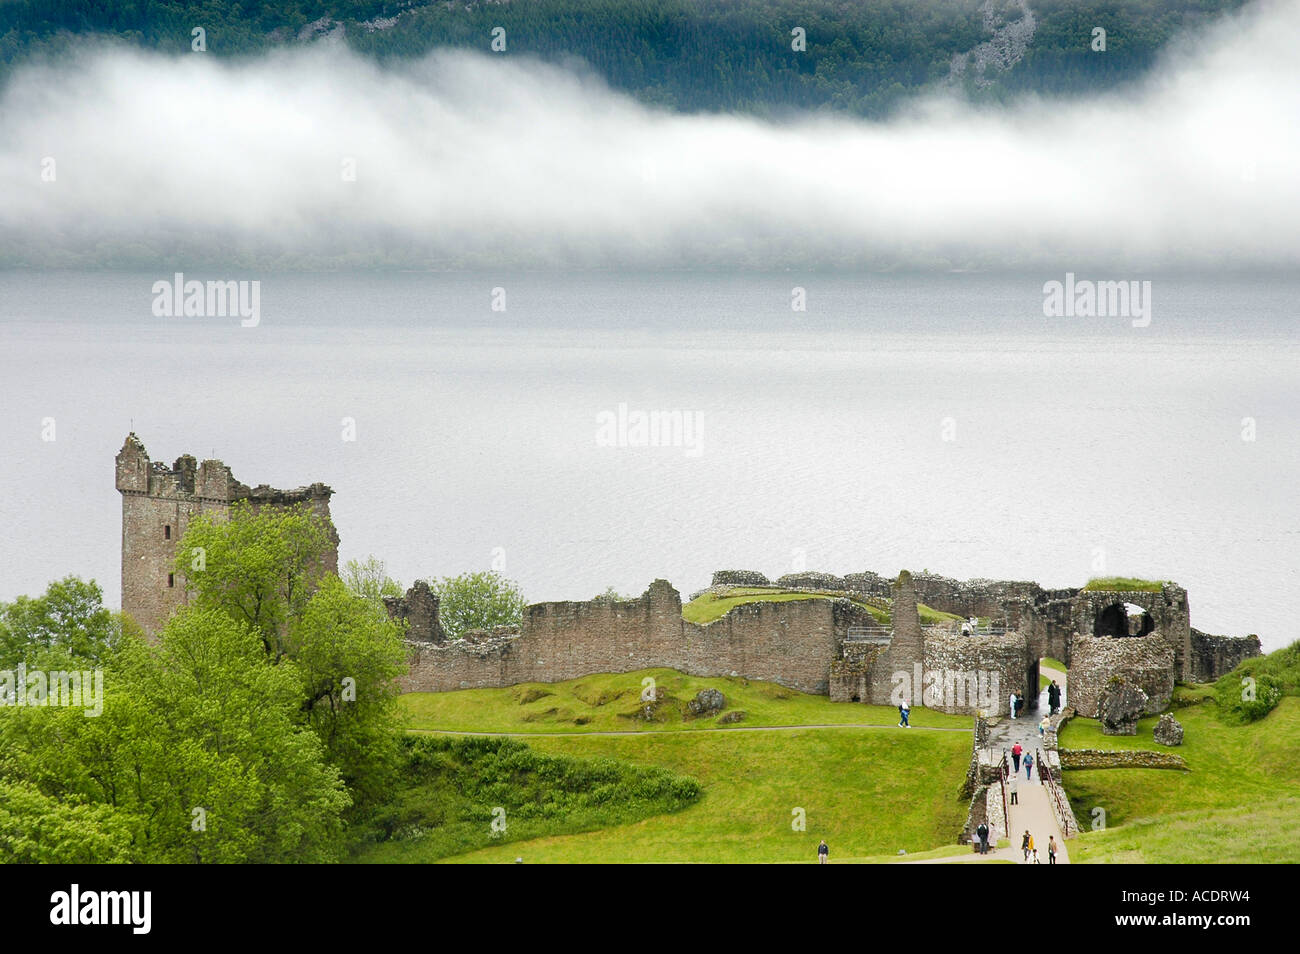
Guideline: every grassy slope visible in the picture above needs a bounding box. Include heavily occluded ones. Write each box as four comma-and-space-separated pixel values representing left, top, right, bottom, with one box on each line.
1060, 696, 1300, 863
400, 668, 968, 734
398, 669, 974, 863
352, 736, 700, 864
437, 727, 972, 863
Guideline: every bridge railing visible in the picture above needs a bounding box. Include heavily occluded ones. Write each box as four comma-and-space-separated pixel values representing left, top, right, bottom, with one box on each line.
844, 624, 892, 646
998, 750, 1010, 838
1037, 746, 1077, 837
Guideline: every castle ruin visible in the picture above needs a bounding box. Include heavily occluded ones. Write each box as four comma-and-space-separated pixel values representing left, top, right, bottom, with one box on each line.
115, 435, 1259, 708
115, 433, 338, 636
387, 567, 1260, 717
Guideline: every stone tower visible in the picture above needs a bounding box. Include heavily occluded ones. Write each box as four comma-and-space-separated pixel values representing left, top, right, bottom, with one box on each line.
115, 433, 338, 637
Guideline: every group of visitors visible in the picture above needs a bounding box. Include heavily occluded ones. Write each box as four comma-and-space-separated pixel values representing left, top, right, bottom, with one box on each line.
977, 821, 1055, 868
1022, 830, 1058, 864
1010, 676, 1064, 720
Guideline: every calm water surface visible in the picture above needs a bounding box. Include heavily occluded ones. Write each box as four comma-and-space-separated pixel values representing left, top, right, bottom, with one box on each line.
1, 270, 1295, 650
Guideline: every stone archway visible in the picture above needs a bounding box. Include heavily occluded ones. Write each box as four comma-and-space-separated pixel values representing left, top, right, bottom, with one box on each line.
1094, 602, 1155, 638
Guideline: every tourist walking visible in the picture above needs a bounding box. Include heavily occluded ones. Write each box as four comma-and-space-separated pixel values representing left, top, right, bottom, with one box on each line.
1048, 680, 1061, 715
1011, 742, 1022, 773
1008, 772, 1018, 805
1024, 751, 1034, 780
1038, 715, 1050, 738
1048, 836, 1057, 865
976, 821, 990, 855
818, 839, 829, 864
898, 700, 910, 728
1009, 691, 1018, 719
1022, 830, 1033, 862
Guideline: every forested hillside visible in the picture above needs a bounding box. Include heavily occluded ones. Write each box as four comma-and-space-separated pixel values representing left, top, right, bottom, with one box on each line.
0, 0, 1251, 115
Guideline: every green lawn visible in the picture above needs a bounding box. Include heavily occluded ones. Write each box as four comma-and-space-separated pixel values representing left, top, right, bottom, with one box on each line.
1041, 657, 1066, 672
400, 668, 971, 735
681, 587, 961, 627
433, 726, 973, 863
1059, 696, 1300, 863
682, 588, 889, 625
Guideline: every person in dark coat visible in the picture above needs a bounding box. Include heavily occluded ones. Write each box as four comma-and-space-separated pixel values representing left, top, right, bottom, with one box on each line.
1047, 680, 1061, 715
976, 822, 990, 855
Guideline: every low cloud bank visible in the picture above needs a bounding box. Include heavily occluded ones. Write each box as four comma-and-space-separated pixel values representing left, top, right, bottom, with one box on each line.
2, 0, 1298, 270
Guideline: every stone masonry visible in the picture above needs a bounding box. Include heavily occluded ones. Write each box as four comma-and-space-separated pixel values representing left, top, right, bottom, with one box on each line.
116, 433, 338, 637
398, 579, 879, 695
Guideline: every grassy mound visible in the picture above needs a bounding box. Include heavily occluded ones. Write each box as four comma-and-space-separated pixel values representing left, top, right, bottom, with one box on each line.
353, 735, 700, 863
400, 668, 971, 734
1211, 639, 1300, 723
1081, 577, 1169, 592
681, 587, 961, 626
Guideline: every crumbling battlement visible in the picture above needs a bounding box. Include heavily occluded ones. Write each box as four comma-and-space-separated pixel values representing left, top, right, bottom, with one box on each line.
116, 433, 338, 637
383, 580, 444, 643
397, 579, 878, 695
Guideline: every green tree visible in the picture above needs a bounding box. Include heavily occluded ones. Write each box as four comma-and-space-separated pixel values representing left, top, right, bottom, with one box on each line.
0, 779, 134, 864
430, 571, 527, 640
0, 606, 351, 862
288, 576, 408, 814
175, 501, 334, 660
0, 576, 122, 668
172, 508, 408, 817
341, 555, 404, 620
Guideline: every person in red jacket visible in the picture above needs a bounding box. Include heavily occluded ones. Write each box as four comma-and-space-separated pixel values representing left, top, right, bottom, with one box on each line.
1011, 741, 1023, 774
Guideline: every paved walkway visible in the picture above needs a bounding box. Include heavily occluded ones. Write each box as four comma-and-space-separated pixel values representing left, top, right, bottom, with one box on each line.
912, 661, 1072, 864
989, 661, 1070, 863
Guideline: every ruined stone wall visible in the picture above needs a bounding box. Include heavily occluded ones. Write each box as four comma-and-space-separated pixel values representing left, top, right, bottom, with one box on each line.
842, 571, 890, 599
922, 631, 1031, 716
398, 580, 876, 695
116, 433, 337, 637
384, 580, 444, 643
907, 574, 1051, 621
1068, 635, 1175, 719
848, 571, 1077, 665
1070, 586, 1191, 680
711, 570, 770, 587
1060, 749, 1189, 770
867, 571, 925, 705
1189, 628, 1262, 682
